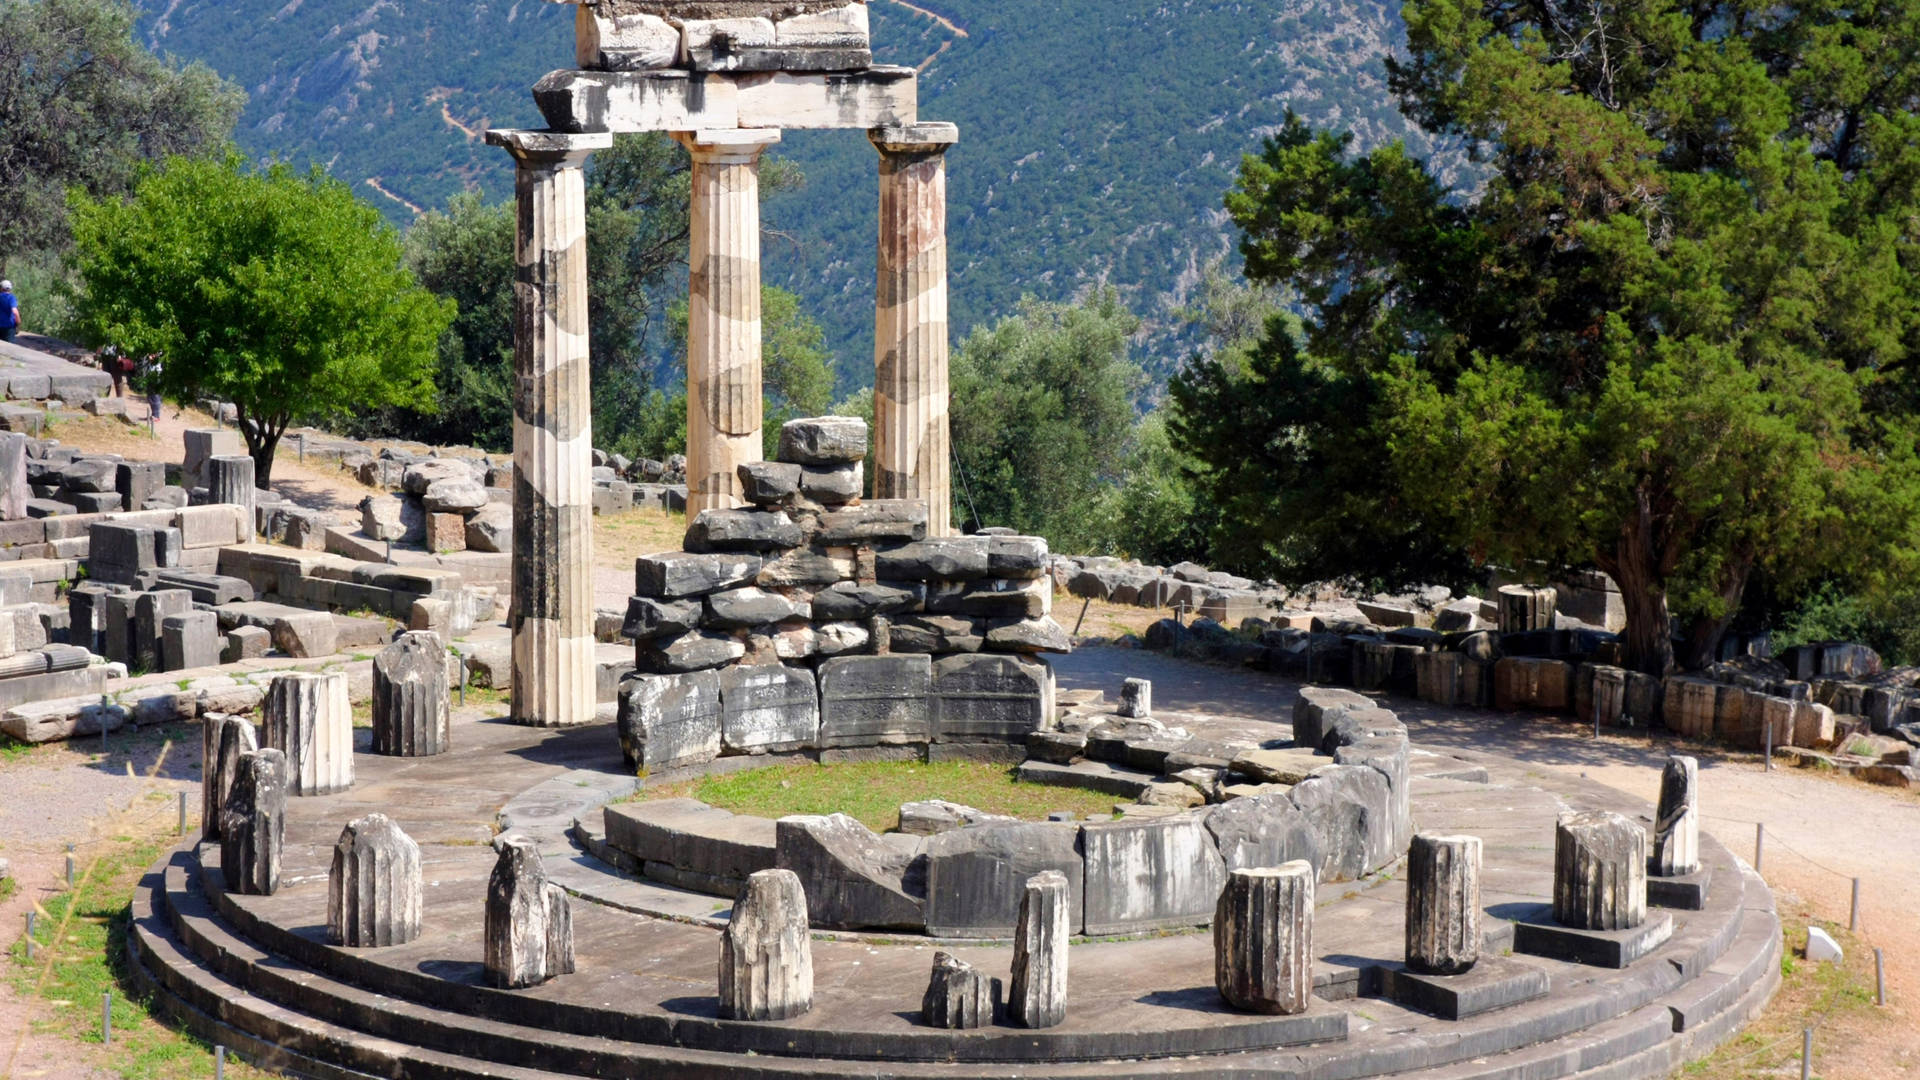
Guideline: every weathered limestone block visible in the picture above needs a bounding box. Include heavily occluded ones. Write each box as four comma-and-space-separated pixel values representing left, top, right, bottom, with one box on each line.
1493, 657, 1574, 712
635, 551, 764, 599
328, 813, 423, 948
1333, 734, 1413, 855
161, 610, 221, 672
1794, 702, 1837, 748
1650, 756, 1700, 877
133, 589, 191, 674
718, 664, 818, 753
1291, 687, 1370, 749
817, 654, 931, 746
1553, 810, 1646, 931
220, 748, 286, 896
1119, 677, 1152, 719
1214, 862, 1314, 1015
201, 715, 257, 839
1010, 870, 1069, 1029
719, 868, 813, 1021
1080, 814, 1226, 935
1288, 764, 1394, 882
774, 813, 923, 929
263, 671, 353, 796
576, 6, 679, 71
1406, 834, 1481, 975
776, 416, 867, 466
923, 822, 1082, 937
1578, 664, 1661, 728
617, 670, 723, 772
922, 951, 996, 1029
1661, 676, 1721, 739
485, 835, 576, 989
1497, 584, 1555, 633
1205, 793, 1323, 873
373, 631, 452, 757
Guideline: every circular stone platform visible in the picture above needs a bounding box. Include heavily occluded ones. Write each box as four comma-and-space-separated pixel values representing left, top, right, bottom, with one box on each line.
128, 710, 1781, 1079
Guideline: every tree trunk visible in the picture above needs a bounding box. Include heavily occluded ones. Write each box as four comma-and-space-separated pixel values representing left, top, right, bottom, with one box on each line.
1606, 537, 1674, 679
1595, 486, 1676, 680
1676, 552, 1755, 671
234, 406, 284, 490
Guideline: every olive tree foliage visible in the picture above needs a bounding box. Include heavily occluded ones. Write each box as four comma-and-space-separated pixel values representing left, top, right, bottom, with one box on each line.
948, 288, 1145, 550
68, 155, 453, 487
1181, 0, 1920, 674
0, 0, 240, 258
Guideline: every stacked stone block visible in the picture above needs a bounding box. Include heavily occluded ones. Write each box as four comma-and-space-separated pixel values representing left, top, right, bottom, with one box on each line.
620, 417, 1063, 771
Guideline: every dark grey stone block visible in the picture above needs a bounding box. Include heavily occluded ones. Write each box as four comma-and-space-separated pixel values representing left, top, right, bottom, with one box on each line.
1288, 763, 1396, 882
775, 416, 867, 465
931, 653, 1049, 743
1378, 955, 1550, 1020
160, 610, 221, 672
684, 508, 803, 552
1205, 794, 1323, 872
923, 822, 1084, 937
812, 581, 924, 621
875, 538, 989, 581
737, 461, 802, 504
817, 654, 931, 747
1647, 866, 1713, 911
634, 551, 763, 599
811, 501, 928, 544
622, 596, 702, 643
1513, 908, 1674, 968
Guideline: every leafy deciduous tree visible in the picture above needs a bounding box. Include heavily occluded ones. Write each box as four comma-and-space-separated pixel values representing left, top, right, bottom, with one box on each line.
68, 155, 453, 487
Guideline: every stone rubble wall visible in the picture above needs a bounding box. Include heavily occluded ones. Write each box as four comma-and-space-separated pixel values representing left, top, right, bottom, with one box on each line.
1142, 595, 1909, 766
618, 418, 1068, 777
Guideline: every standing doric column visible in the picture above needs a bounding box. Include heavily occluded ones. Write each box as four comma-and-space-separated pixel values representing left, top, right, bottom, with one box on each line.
486, 129, 611, 729
675, 129, 782, 514
870, 123, 958, 537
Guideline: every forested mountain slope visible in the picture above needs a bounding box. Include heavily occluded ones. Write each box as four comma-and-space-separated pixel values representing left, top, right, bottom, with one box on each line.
134, 0, 1444, 391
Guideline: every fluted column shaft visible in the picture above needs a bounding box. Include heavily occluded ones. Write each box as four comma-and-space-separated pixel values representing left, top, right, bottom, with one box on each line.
488, 129, 610, 729
871, 123, 958, 538
677, 129, 782, 514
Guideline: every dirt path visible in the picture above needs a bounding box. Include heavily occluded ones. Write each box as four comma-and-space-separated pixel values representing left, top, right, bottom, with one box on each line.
1052, 645, 1920, 1079
881, 0, 967, 36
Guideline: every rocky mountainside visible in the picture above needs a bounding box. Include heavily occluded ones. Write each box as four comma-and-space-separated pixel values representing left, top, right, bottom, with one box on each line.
134, 0, 1451, 390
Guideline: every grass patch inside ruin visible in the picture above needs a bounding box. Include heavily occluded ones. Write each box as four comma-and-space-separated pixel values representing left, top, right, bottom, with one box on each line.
640, 759, 1118, 833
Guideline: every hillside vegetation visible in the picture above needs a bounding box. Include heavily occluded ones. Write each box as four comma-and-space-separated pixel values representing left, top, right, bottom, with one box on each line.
131, 0, 1445, 390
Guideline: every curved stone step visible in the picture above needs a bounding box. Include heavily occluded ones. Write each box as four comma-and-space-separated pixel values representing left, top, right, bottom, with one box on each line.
141, 836, 1782, 1080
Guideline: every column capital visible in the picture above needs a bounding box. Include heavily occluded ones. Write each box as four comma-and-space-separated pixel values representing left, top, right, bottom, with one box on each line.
870, 122, 959, 158
485, 129, 614, 168
672, 129, 783, 164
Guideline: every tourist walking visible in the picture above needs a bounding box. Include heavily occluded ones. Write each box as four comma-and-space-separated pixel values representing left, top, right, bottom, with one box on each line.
0, 280, 18, 344
101, 344, 135, 398
140, 354, 164, 421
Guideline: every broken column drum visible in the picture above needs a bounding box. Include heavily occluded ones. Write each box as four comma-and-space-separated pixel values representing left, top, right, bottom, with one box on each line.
328, 813, 424, 948
871, 123, 957, 538
263, 671, 354, 796
719, 868, 814, 1021
486, 129, 611, 730
486, 835, 576, 989
1405, 834, 1482, 975
922, 951, 996, 1029
1650, 755, 1700, 877
678, 128, 782, 514
372, 631, 453, 757
1553, 811, 1647, 931
1010, 869, 1070, 1028
203, 717, 259, 840
220, 748, 286, 896
1215, 861, 1314, 1015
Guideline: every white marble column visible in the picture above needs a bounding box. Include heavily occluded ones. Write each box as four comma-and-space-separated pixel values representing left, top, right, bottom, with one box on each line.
675, 129, 782, 514
870, 123, 958, 537
486, 129, 611, 729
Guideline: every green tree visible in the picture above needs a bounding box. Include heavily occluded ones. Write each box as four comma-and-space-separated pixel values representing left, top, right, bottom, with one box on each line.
1193, 0, 1920, 675
949, 288, 1144, 549
68, 155, 453, 487
389, 192, 516, 448
0, 0, 241, 258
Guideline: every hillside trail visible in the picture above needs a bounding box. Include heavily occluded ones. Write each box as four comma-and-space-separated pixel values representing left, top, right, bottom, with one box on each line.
1053, 645, 1920, 1079
881, 0, 967, 37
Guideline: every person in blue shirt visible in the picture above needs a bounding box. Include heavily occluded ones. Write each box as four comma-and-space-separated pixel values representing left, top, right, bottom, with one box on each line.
0, 281, 18, 344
